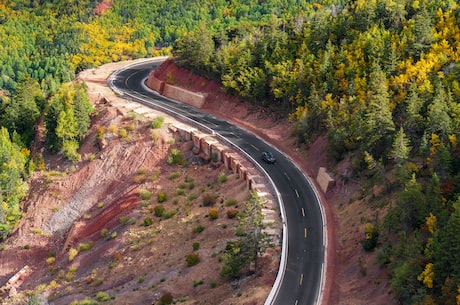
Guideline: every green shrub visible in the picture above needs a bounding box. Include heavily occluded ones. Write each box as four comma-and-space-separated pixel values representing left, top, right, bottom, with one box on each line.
68, 248, 79, 262
96, 126, 106, 140
192, 242, 200, 251
210, 280, 217, 288
101, 228, 108, 238
361, 223, 379, 252
168, 171, 180, 180
202, 193, 218, 206
119, 128, 128, 138
158, 292, 173, 305
78, 241, 94, 251
154, 205, 166, 217
167, 149, 185, 166
88, 153, 97, 162
188, 193, 198, 201
208, 208, 219, 220
151, 116, 165, 129
157, 192, 168, 203
95, 292, 110, 302
186, 253, 200, 266
192, 225, 205, 233
119, 216, 129, 225
163, 209, 177, 219
224, 198, 237, 206
151, 170, 161, 181
217, 172, 227, 183
143, 217, 153, 226
176, 188, 185, 196
70, 298, 98, 305
193, 279, 204, 287
139, 189, 152, 200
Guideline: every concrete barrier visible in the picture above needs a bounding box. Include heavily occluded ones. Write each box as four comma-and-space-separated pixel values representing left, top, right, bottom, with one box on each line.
316, 167, 335, 193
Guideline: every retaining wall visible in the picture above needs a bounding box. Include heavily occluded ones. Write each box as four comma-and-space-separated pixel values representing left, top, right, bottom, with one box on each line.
146, 73, 206, 108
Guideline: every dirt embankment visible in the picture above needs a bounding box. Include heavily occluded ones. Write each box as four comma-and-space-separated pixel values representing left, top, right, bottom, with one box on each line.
0, 60, 279, 305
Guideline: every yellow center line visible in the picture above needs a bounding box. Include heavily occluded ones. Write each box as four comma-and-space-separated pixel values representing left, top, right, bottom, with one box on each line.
305, 227, 308, 238
284, 172, 291, 181
295, 189, 299, 198
299, 273, 304, 286
251, 144, 259, 151
301, 208, 305, 217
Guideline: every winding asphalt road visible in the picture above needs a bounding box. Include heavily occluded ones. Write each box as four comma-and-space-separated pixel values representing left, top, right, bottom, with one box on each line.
108, 58, 326, 305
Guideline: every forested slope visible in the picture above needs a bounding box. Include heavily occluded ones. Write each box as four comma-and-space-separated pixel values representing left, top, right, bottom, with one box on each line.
173, 1, 460, 304
1, 0, 460, 304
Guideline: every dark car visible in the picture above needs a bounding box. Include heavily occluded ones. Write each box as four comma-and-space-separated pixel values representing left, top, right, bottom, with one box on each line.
262, 151, 276, 164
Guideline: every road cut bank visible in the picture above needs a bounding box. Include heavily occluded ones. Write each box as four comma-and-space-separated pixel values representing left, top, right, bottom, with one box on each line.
146, 71, 336, 194
146, 71, 207, 108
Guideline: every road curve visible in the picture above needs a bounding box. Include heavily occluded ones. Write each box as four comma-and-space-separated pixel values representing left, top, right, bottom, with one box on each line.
108, 58, 326, 305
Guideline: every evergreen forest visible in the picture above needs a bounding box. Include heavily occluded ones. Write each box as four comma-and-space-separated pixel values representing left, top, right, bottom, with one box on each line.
1, 0, 460, 304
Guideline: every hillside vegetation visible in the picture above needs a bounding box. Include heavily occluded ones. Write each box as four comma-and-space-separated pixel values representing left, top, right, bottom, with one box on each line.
173, 1, 460, 304
1, 0, 460, 304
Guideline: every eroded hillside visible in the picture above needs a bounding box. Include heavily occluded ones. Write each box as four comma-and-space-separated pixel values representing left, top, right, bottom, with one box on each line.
0, 61, 279, 305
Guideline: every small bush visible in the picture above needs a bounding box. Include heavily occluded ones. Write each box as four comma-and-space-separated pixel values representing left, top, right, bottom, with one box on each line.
210, 280, 217, 288
226, 208, 239, 219
192, 242, 200, 251
208, 208, 219, 220
202, 193, 218, 207
361, 223, 379, 252
88, 153, 97, 162
143, 217, 153, 226
97, 202, 104, 208
151, 170, 161, 181
186, 253, 200, 266
108, 124, 118, 134
168, 149, 185, 166
46, 257, 56, 265
157, 192, 168, 203
68, 248, 79, 262
192, 225, 205, 234
70, 298, 98, 305
119, 216, 129, 225
128, 122, 136, 131
168, 171, 180, 180
119, 128, 128, 138
96, 126, 106, 140
158, 292, 173, 305
139, 189, 152, 200
224, 198, 237, 206
151, 116, 165, 129
193, 279, 204, 287
154, 205, 166, 217
163, 209, 177, 219
95, 292, 111, 302
101, 228, 108, 238
176, 188, 185, 196
78, 241, 94, 251
217, 172, 227, 183
151, 131, 160, 144
188, 193, 198, 201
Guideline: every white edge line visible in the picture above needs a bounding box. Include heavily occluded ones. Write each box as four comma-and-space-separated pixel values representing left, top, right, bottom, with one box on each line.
107, 57, 329, 305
